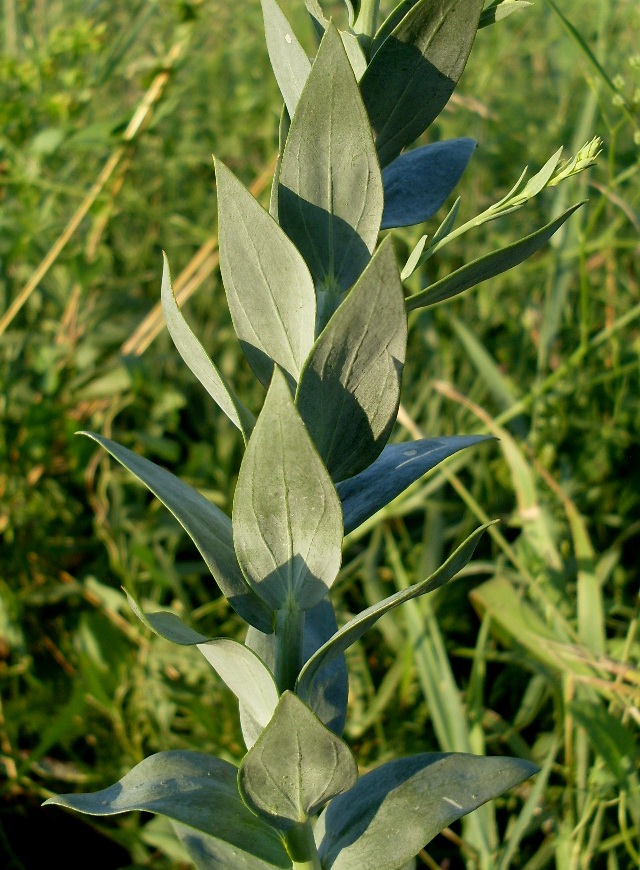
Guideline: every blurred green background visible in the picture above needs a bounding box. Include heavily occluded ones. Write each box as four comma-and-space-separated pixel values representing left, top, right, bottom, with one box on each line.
0, 1, 638, 867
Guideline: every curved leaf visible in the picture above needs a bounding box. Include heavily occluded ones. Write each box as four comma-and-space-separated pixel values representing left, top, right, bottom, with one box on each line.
233, 369, 343, 612
381, 138, 476, 230
338, 435, 492, 534
238, 692, 357, 831
126, 590, 210, 644
160, 253, 254, 441
316, 752, 539, 869
278, 23, 383, 303
173, 822, 291, 870
297, 524, 493, 702
44, 751, 290, 868
81, 433, 273, 633
406, 203, 585, 310
361, 0, 484, 167
261, 0, 311, 118
216, 157, 316, 387
296, 237, 407, 482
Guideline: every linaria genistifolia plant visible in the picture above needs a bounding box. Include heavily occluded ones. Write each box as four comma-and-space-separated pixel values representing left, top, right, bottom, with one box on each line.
45, 1, 600, 867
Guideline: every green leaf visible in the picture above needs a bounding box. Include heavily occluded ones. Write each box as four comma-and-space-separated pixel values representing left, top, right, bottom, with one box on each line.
479, 1, 532, 28
242, 598, 348, 748
405, 203, 584, 310
381, 139, 476, 230
569, 699, 638, 787
216, 157, 316, 388
160, 253, 255, 441
316, 752, 539, 869
173, 822, 291, 870
297, 524, 493, 703
238, 692, 357, 830
296, 238, 407, 482
233, 369, 343, 612
198, 639, 279, 731
338, 435, 493, 534
126, 590, 210, 644
278, 23, 383, 300
44, 751, 290, 868
372, 1, 422, 53
360, 0, 484, 167
261, 0, 311, 118
81, 433, 273, 633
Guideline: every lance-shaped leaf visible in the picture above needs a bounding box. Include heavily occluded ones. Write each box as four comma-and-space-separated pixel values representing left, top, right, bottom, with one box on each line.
278, 23, 383, 297
216, 157, 316, 388
405, 203, 584, 310
338, 435, 493, 535
297, 524, 492, 702
238, 692, 357, 830
296, 238, 407, 482
381, 138, 476, 230
126, 590, 210, 644
261, 0, 311, 118
198, 639, 279, 731
160, 254, 254, 441
81, 432, 273, 633
479, 0, 533, 29
44, 751, 290, 869
172, 822, 291, 870
242, 598, 348, 748
360, 0, 484, 167
233, 368, 343, 612
315, 752, 539, 869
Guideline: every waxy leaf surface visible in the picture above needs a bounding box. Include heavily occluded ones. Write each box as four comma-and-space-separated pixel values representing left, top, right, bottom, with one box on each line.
81, 433, 272, 633
238, 692, 357, 830
261, 0, 310, 118
361, 0, 484, 167
278, 23, 383, 298
296, 238, 407, 482
316, 752, 539, 869
126, 590, 210, 644
406, 203, 584, 310
44, 751, 290, 868
216, 158, 316, 387
297, 524, 491, 701
173, 823, 291, 870
338, 435, 492, 534
233, 369, 343, 612
381, 138, 476, 229
160, 254, 254, 441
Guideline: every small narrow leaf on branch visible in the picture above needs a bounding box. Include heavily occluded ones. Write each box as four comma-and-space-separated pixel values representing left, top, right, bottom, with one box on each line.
81, 433, 273, 633
297, 524, 493, 704
278, 23, 383, 301
238, 692, 357, 830
361, 0, 484, 167
405, 203, 585, 310
44, 751, 290, 868
216, 157, 316, 388
126, 590, 210, 645
296, 237, 407, 482
160, 253, 255, 441
261, 0, 311, 118
479, 0, 532, 29
316, 752, 539, 869
381, 139, 476, 230
233, 368, 343, 612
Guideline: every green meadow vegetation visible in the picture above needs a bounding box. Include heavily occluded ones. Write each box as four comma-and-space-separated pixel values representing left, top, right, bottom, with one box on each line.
1, 0, 639, 867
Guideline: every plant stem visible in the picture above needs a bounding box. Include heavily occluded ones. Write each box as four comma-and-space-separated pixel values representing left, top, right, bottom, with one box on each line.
274, 602, 305, 693
285, 821, 322, 869
353, 0, 380, 56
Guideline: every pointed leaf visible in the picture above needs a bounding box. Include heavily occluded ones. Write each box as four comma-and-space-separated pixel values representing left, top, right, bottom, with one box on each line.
405, 203, 584, 310
160, 254, 254, 440
479, 1, 532, 28
44, 751, 290, 868
278, 23, 383, 297
197, 639, 279, 731
316, 752, 539, 869
338, 435, 493, 534
233, 369, 343, 612
361, 0, 484, 167
381, 139, 476, 230
238, 692, 357, 830
242, 598, 348, 747
297, 523, 492, 702
126, 590, 210, 645
261, 0, 311, 118
173, 823, 291, 870
216, 157, 316, 387
296, 238, 407, 482
81, 432, 273, 633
